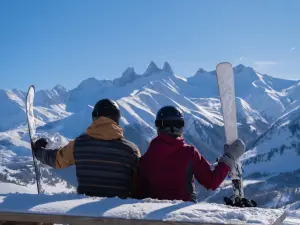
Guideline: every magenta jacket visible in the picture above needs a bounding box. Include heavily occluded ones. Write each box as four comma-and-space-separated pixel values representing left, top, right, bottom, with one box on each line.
137, 133, 230, 202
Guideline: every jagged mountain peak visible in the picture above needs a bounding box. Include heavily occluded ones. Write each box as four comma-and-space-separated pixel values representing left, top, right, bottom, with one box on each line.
122, 67, 136, 76
162, 61, 174, 74
234, 64, 247, 69
233, 64, 255, 75
52, 84, 67, 92
113, 67, 140, 87
195, 68, 207, 74
50, 85, 68, 96
143, 61, 161, 76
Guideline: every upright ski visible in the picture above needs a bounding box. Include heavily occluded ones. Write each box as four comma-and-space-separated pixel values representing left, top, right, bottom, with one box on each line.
216, 62, 256, 207
26, 85, 42, 194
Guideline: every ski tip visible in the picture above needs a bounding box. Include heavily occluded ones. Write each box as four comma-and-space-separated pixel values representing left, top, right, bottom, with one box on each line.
216, 62, 232, 68
28, 85, 35, 91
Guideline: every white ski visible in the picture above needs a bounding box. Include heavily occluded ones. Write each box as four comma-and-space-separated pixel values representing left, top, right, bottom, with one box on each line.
216, 62, 244, 202
26, 85, 42, 194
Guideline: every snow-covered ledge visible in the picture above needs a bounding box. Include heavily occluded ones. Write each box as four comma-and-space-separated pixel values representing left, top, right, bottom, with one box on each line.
0, 194, 286, 225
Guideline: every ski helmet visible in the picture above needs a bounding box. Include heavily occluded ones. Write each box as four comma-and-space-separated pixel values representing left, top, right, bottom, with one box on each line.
92, 98, 120, 123
155, 106, 184, 128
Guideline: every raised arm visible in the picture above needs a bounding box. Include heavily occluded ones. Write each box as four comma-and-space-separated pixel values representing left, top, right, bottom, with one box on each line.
192, 139, 245, 190
33, 138, 75, 169
192, 149, 229, 190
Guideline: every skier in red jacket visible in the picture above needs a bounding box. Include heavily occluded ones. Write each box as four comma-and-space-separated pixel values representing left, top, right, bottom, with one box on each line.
137, 106, 245, 202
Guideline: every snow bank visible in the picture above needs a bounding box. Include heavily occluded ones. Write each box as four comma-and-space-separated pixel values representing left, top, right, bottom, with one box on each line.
0, 194, 286, 224
283, 212, 300, 225
282, 201, 300, 225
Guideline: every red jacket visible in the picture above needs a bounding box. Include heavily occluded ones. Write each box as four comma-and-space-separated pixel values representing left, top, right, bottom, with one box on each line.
137, 133, 230, 202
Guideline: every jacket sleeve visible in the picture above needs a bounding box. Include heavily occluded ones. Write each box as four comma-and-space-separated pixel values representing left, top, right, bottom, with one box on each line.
192, 148, 230, 191
34, 141, 75, 169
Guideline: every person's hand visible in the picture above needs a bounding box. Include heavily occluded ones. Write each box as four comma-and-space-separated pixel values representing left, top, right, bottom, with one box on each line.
33, 138, 48, 151
224, 139, 245, 161
219, 139, 245, 170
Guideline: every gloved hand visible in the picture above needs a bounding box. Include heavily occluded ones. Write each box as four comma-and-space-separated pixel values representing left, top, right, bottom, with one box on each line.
219, 139, 245, 170
33, 138, 48, 151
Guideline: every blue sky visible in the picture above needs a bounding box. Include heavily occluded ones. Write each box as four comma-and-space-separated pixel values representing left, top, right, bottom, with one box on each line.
0, 0, 299, 90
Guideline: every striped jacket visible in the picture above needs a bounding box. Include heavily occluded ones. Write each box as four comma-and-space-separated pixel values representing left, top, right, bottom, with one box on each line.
34, 117, 141, 198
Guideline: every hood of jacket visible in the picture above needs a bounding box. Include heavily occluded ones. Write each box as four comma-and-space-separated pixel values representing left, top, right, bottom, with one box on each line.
86, 117, 124, 140
145, 132, 186, 161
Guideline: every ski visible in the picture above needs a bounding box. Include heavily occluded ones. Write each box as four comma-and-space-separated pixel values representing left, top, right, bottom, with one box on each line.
25, 85, 42, 194
216, 62, 255, 207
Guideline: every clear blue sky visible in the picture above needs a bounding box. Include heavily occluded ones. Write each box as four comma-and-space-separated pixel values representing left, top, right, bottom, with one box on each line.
0, 0, 299, 90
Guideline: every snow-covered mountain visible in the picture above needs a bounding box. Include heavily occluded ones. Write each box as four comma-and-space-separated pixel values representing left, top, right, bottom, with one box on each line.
35, 84, 69, 107
242, 104, 300, 177
0, 89, 26, 131
0, 85, 71, 132
188, 64, 296, 122
191, 97, 269, 145
0, 61, 299, 209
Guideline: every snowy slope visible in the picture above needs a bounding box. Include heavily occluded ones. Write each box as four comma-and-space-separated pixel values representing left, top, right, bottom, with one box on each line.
232, 66, 292, 122
284, 202, 300, 225
282, 81, 300, 106
186, 69, 219, 97
236, 97, 268, 125
35, 84, 69, 107
191, 97, 269, 144
286, 81, 300, 98
241, 105, 300, 176
0, 86, 71, 132
0, 89, 26, 131
192, 97, 269, 131
263, 74, 298, 92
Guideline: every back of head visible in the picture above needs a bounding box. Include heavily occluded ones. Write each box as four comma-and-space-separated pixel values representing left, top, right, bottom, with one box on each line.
155, 106, 184, 137
92, 98, 121, 124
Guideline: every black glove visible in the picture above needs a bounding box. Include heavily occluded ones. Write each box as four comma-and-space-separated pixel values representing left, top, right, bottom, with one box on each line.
33, 138, 48, 151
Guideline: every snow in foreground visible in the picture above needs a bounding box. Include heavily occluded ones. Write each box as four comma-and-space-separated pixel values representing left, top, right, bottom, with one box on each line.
0, 193, 286, 224
283, 202, 300, 225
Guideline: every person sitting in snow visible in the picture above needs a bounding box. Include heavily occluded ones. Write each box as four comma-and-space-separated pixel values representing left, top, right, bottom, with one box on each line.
136, 106, 245, 203
33, 99, 141, 198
